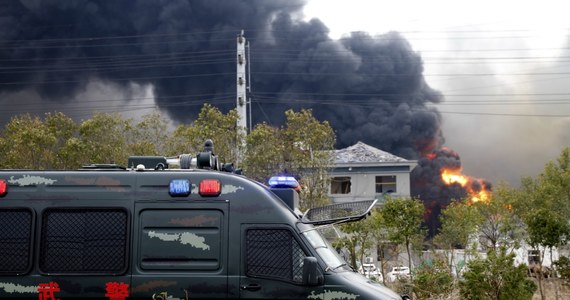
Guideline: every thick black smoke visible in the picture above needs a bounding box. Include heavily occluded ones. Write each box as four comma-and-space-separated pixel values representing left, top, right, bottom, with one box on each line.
1, 0, 472, 233
0, 0, 443, 157
411, 148, 493, 237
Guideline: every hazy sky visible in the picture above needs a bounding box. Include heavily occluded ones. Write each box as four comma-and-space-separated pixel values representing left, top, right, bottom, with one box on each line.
0, 0, 568, 187
305, 0, 570, 186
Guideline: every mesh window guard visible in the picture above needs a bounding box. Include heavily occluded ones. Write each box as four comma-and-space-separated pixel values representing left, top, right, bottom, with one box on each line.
0, 209, 32, 274
246, 229, 305, 283
40, 208, 128, 274
302, 199, 377, 226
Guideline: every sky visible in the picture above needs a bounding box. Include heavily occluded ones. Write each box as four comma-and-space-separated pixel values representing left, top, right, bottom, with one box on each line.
305, 0, 570, 186
0, 0, 568, 188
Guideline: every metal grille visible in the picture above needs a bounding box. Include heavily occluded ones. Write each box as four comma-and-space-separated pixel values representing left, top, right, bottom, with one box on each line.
246, 229, 305, 283
39, 208, 128, 274
304, 199, 376, 225
0, 209, 32, 274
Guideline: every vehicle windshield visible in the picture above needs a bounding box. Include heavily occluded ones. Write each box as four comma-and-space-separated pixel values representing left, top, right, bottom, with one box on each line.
301, 225, 348, 271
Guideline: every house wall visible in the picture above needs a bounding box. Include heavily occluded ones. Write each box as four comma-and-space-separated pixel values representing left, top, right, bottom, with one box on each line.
512, 244, 559, 268
329, 169, 412, 204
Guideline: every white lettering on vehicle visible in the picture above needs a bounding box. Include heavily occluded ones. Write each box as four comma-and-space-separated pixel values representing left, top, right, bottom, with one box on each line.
148, 231, 210, 250
221, 184, 244, 194
8, 175, 57, 186
307, 289, 358, 300
0, 282, 38, 294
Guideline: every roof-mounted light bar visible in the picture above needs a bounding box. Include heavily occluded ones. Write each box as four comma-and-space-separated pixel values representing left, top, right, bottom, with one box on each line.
268, 176, 300, 191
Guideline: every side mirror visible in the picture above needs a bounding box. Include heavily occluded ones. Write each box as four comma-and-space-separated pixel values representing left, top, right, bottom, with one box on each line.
302, 257, 323, 286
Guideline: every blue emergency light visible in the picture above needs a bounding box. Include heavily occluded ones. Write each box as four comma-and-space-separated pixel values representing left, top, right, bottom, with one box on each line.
268, 176, 299, 189
169, 179, 191, 197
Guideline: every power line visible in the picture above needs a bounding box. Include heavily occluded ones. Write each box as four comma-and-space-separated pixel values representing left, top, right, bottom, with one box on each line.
4, 27, 568, 44
0, 49, 235, 63
250, 71, 570, 77
0, 29, 568, 52
0, 72, 236, 85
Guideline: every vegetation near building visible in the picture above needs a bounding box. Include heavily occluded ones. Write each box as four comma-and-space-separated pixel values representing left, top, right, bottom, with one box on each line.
2, 105, 570, 299
459, 247, 536, 300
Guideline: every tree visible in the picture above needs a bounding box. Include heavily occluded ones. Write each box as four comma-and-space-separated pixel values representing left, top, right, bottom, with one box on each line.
165, 104, 243, 165
44, 112, 79, 169
0, 114, 56, 169
381, 196, 426, 280
413, 257, 454, 299
473, 183, 524, 252
523, 208, 570, 300
78, 113, 130, 166
334, 210, 379, 271
242, 123, 284, 182
554, 256, 570, 286
281, 109, 335, 210
459, 247, 536, 300
434, 198, 482, 278
516, 148, 570, 299
370, 210, 393, 283
242, 109, 335, 210
126, 112, 170, 157
530, 148, 570, 219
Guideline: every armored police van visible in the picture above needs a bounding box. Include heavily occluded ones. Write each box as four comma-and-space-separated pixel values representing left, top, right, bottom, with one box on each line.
0, 141, 406, 299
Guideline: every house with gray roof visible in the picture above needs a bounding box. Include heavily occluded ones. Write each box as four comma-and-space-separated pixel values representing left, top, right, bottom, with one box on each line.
328, 142, 417, 205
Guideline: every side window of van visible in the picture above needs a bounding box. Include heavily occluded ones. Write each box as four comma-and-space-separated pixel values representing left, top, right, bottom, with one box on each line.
39, 208, 128, 274
246, 229, 306, 283
0, 208, 33, 275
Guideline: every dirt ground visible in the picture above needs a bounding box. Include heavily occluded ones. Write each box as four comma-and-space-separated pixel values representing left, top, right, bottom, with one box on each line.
531, 279, 570, 300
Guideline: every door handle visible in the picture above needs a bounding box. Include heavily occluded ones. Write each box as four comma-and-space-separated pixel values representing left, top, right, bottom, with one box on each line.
241, 283, 262, 291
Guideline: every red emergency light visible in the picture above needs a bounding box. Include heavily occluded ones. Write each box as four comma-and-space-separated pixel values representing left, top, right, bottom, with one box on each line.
199, 179, 221, 197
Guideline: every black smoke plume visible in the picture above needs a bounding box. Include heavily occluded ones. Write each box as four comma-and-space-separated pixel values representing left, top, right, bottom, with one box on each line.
0, 0, 482, 234
0, 0, 443, 155
411, 148, 493, 237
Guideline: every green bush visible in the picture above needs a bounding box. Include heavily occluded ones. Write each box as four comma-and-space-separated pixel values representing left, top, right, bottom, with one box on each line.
554, 256, 570, 285
413, 259, 454, 299
459, 248, 536, 300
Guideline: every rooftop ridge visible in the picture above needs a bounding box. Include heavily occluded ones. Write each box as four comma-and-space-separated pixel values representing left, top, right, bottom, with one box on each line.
333, 141, 409, 164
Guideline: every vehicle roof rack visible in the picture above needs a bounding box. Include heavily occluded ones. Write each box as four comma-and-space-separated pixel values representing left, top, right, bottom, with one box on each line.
80, 164, 126, 170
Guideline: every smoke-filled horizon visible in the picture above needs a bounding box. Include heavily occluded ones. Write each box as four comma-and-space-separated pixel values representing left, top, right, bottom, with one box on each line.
1, 0, 480, 234
0, 0, 445, 158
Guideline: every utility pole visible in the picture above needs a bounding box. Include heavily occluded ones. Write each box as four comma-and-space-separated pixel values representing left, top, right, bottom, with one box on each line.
236, 30, 248, 165
236, 30, 247, 138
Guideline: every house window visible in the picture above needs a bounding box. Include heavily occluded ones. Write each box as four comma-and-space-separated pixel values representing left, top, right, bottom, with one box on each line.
376, 176, 397, 194
528, 250, 540, 265
331, 177, 351, 194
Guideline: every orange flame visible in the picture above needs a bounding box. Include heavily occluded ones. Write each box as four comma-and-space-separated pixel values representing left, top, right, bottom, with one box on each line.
441, 167, 491, 204
441, 169, 468, 186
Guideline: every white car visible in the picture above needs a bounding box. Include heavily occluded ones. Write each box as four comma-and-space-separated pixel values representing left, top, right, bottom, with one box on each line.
387, 266, 411, 282
358, 263, 383, 282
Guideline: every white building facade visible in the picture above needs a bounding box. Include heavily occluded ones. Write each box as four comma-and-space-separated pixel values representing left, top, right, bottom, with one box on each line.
328, 142, 417, 205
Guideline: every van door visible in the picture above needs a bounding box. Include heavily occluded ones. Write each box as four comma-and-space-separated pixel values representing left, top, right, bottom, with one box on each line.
239, 225, 322, 299
131, 203, 229, 299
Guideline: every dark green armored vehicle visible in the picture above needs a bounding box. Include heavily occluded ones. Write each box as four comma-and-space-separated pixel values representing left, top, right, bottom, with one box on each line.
0, 146, 406, 299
